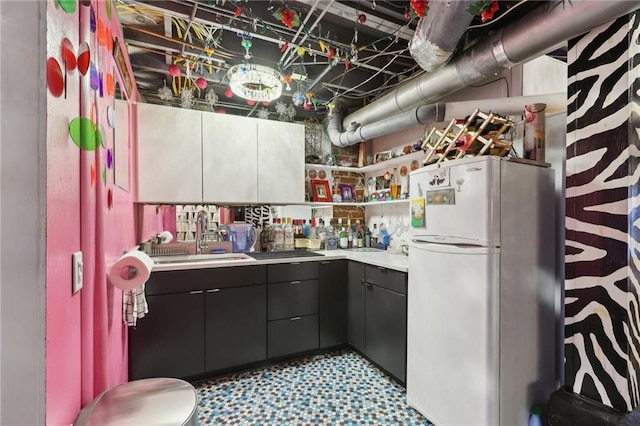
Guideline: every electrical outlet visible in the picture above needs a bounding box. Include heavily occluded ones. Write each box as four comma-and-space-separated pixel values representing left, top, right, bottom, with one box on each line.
72, 251, 83, 294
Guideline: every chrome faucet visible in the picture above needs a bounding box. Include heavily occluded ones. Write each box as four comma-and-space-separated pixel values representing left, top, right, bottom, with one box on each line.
195, 210, 208, 254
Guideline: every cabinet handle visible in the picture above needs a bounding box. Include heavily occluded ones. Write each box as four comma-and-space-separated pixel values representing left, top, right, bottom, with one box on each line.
321, 261, 331, 264
190, 290, 203, 295
290, 280, 301, 284
290, 317, 301, 321
290, 262, 301, 265
361, 280, 373, 288
207, 289, 220, 293
377, 266, 386, 271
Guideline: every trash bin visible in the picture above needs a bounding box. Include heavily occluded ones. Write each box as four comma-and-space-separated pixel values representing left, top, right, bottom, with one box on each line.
74, 378, 198, 425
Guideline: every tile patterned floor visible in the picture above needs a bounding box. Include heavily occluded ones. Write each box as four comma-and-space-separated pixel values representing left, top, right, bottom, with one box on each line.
195, 349, 431, 425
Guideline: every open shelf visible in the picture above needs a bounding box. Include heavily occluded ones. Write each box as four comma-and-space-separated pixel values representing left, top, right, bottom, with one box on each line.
294, 199, 410, 208
305, 150, 425, 175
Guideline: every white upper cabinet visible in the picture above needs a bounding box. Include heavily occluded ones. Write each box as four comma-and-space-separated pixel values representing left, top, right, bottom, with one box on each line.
257, 120, 305, 204
202, 112, 258, 203
137, 103, 203, 203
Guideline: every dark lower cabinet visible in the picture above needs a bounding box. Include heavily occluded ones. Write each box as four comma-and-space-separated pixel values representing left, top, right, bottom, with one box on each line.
347, 262, 366, 353
205, 284, 267, 371
365, 284, 406, 382
319, 260, 347, 348
347, 261, 407, 383
268, 314, 319, 358
129, 291, 205, 380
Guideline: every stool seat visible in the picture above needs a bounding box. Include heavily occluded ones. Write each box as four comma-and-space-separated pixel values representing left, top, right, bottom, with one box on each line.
74, 378, 198, 426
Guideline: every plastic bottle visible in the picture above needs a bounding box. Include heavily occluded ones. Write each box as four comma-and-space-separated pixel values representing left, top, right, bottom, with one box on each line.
529, 406, 543, 426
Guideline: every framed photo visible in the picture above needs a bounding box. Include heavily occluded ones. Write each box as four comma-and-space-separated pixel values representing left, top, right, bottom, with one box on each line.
374, 150, 392, 163
339, 184, 354, 202
310, 179, 332, 202
113, 37, 133, 98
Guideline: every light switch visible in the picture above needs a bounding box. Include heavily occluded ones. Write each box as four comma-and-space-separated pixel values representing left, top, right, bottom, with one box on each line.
72, 251, 83, 294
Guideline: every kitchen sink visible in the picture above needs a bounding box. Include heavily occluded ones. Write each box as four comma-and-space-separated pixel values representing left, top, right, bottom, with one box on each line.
247, 250, 325, 260
152, 253, 254, 264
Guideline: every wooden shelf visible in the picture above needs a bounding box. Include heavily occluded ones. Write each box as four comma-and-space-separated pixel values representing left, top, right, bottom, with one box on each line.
305, 150, 425, 175
292, 199, 410, 208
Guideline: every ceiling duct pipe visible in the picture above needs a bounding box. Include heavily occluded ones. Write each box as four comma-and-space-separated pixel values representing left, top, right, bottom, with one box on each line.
409, 0, 476, 73
328, 0, 639, 147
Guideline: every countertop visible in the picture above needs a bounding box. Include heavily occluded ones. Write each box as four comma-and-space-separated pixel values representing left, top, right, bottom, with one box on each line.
150, 248, 408, 273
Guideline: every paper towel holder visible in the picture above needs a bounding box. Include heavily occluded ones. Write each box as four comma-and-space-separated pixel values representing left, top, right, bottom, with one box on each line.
120, 266, 139, 280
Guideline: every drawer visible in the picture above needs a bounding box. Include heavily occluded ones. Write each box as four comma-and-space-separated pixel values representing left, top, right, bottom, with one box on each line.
268, 280, 318, 320
268, 262, 319, 283
364, 265, 406, 295
268, 314, 319, 358
146, 265, 266, 296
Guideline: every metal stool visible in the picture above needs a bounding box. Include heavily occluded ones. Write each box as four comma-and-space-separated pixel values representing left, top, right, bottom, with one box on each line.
74, 378, 198, 425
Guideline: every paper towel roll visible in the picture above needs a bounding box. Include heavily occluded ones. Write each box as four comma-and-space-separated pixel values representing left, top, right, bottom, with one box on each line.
108, 250, 154, 291
158, 230, 173, 244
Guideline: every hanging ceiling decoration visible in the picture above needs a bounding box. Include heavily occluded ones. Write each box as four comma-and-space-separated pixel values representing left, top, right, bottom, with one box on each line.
227, 63, 283, 103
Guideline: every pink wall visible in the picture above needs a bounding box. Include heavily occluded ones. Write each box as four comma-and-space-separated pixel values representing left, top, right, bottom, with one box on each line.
45, 1, 163, 425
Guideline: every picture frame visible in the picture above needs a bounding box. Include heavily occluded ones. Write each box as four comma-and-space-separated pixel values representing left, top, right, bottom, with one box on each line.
339, 184, 354, 202
310, 179, 332, 202
374, 150, 392, 163
113, 37, 133, 98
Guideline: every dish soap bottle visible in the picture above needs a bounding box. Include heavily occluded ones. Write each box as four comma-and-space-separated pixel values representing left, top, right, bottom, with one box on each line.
528, 406, 543, 426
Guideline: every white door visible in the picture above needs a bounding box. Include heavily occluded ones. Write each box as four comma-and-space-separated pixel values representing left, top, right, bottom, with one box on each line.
410, 156, 501, 246
407, 240, 500, 426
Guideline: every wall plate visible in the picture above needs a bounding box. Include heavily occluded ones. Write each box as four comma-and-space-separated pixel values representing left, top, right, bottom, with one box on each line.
72, 251, 83, 294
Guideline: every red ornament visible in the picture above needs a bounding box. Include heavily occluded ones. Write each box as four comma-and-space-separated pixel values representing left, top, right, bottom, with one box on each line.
195, 77, 208, 90
247, 99, 256, 106
224, 87, 234, 98
404, 7, 411, 19
303, 101, 312, 111
234, 7, 242, 17
410, 0, 428, 18
168, 64, 180, 77
358, 14, 367, 24
280, 41, 289, 53
217, 107, 227, 114
328, 48, 335, 61
262, 101, 270, 107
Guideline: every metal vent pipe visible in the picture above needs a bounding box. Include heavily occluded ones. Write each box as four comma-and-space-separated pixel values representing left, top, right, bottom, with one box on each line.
328, 0, 639, 147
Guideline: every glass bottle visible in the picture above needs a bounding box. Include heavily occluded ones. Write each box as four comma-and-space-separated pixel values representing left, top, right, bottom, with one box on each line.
284, 217, 295, 250
390, 167, 400, 199
273, 218, 285, 251
260, 219, 270, 252
356, 222, 364, 248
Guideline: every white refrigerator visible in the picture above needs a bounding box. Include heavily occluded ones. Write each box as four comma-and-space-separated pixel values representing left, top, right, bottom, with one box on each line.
407, 156, 557, 425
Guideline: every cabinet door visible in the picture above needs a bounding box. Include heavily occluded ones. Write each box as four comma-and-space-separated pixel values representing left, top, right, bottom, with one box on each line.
205, 284, 266, 372
202, 112, 258, 203
347, 261, 366, 353
366, 285, 407, 383
319, 260, 347, 348
257, 120, 305, 204
137, 103, 202, 203
129, 292, 205, 380
268, 315, 319, 358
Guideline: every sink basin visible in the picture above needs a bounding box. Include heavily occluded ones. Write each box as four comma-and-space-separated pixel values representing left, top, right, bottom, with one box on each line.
152, 253, 253, 265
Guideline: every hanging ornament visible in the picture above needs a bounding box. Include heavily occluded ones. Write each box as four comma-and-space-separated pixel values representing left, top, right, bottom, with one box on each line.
291, 91, 305, 107
158, 81, 173, 101
257, 108, 270, 120
261, 24, 267, 34
409, 0, 428, 18
275, 101, 287, 114
180, 87, 194, 109
296, 46, 306, 56
224, 87, 234, 98
344, 59, 351, 70
168, 64, 181, 77
234, 6, 242, 17
205, 89, 218, 110
318, 40, 327, 53
303, 101, 312, 111
241, 38, 253, 59
217, 107, 227, 114
358, 13, 367, 24
247, 99, 256, 106
280, 41, 289, 53
195, 77, 208, 90
262, 101, 270, 107
283, 75, 293, 91
328, 48, 335, 61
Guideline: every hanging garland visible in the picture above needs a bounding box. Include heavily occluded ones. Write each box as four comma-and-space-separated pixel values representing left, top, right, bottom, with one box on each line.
272, 6, 300, 29
466, 0, 500, 22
